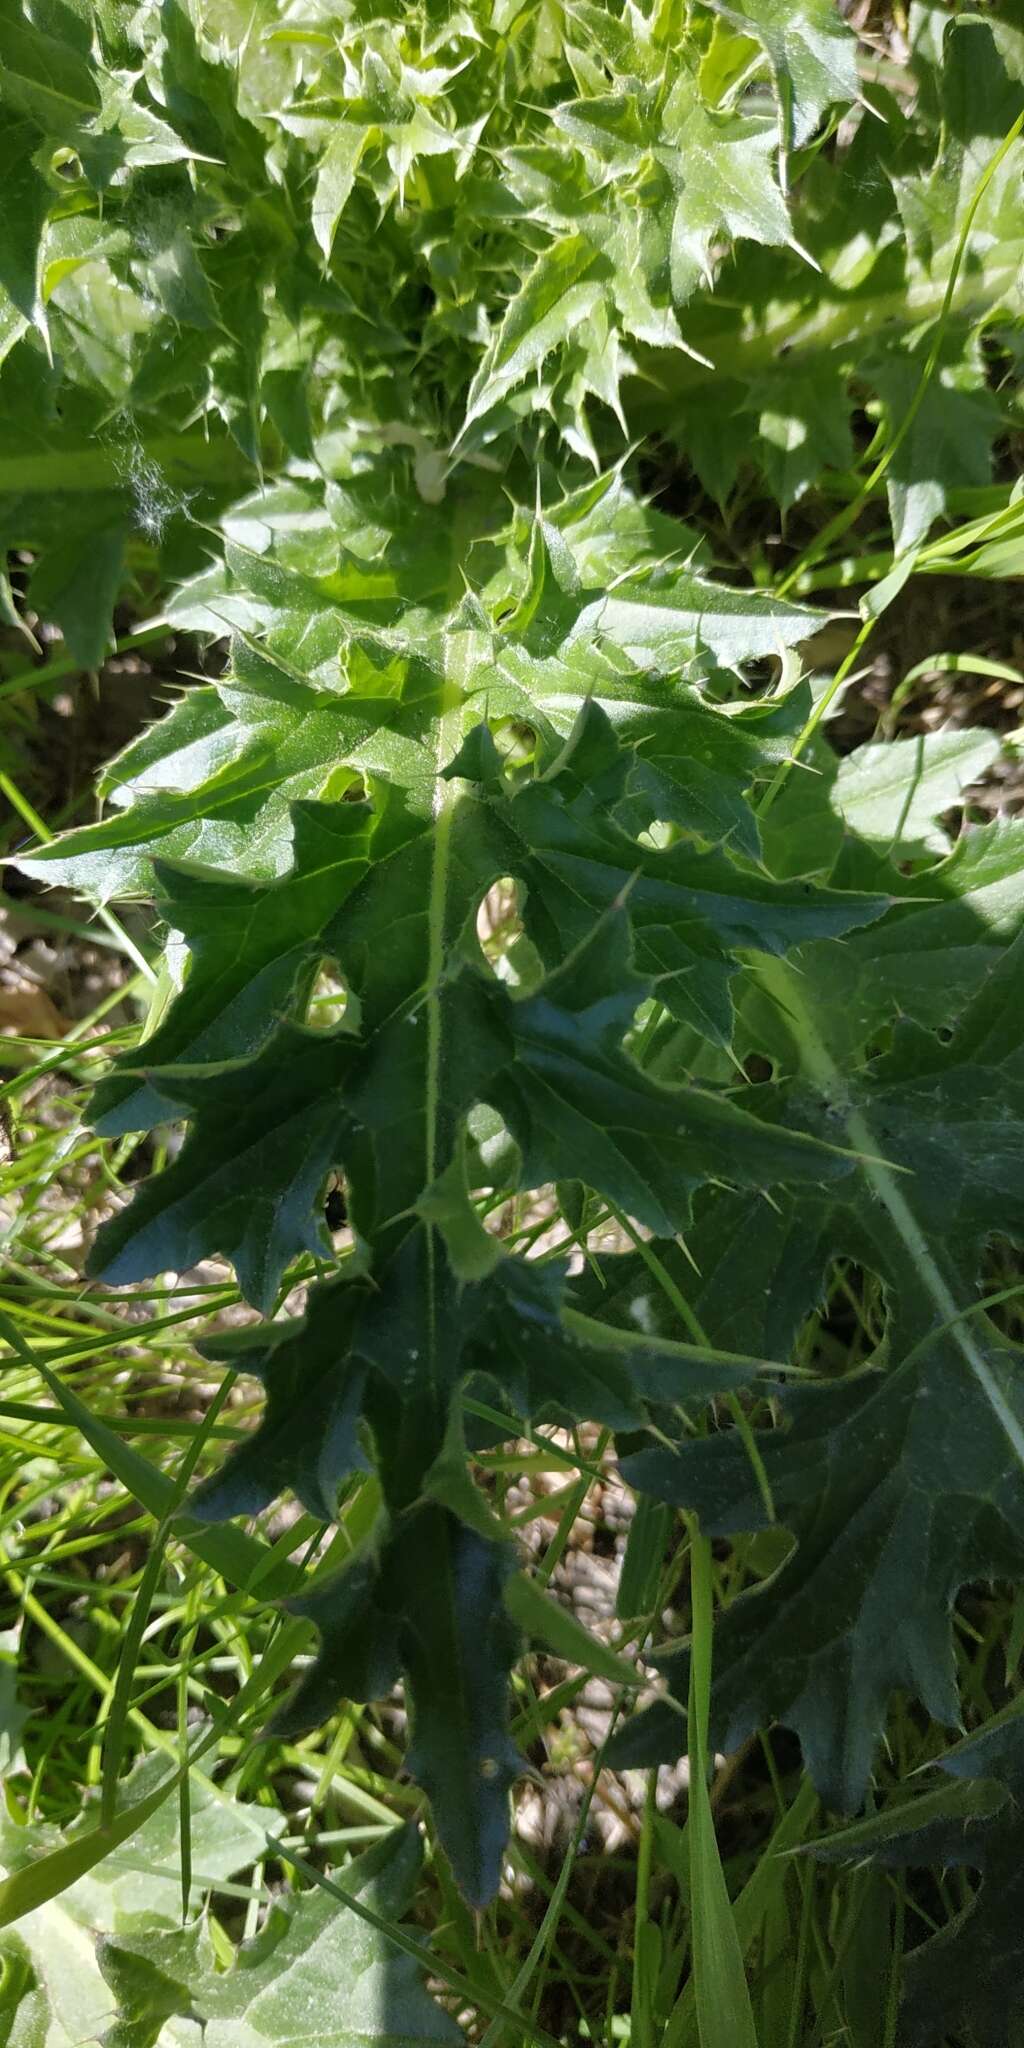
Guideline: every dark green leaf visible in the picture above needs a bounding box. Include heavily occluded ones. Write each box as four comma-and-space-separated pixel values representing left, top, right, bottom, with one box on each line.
610, 934, 1024, 1810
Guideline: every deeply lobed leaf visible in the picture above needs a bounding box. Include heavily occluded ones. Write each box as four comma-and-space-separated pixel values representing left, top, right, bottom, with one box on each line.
6, 0, 1024, 1930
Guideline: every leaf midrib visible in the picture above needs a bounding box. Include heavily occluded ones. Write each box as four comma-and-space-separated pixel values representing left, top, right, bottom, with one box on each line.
755, 952, 1024, 1476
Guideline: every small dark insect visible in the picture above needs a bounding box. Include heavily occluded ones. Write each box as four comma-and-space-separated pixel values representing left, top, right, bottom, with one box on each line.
324, 1182, 348, 1230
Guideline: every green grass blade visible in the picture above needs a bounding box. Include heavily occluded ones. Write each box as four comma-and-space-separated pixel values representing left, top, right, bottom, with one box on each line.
0, 1311, 300, 1599
683, 1527, 759, 2048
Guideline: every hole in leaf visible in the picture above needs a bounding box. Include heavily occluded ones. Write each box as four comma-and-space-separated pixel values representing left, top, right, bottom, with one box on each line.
937, 802, 967, 841
306, 959, 347, 1031
50, 148, 83, 181
797, 1259, 885, 1377
476, 877, 541, 990
980, 1238, 1024, 1344
635, 819, 675, 852
739, 654, 783, 694
465, 1101, 519, 1199
323, 1173, 349, 1237
319, 764, 367, 803
500, 720, 538, 771
728, 1523, 797, 1589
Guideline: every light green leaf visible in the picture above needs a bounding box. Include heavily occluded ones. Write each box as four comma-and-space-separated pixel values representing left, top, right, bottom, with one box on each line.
459, 235, 603, 439
708, 0, 860, 147
872, 330, 1003, 554
0, 1763, 277, 2044
663, 76, 796, 286
312, 122, 372, 260
832, 726, 1002, 855
97, 1827, 461, 2047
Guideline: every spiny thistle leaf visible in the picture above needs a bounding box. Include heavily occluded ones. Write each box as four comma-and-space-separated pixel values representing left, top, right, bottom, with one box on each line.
810, 1700, 1024, 2048
97, 1824, 461, 2045
15, 463, 889, 1894
5, 0, 1024, 1946
609, 933, 1024, 1810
